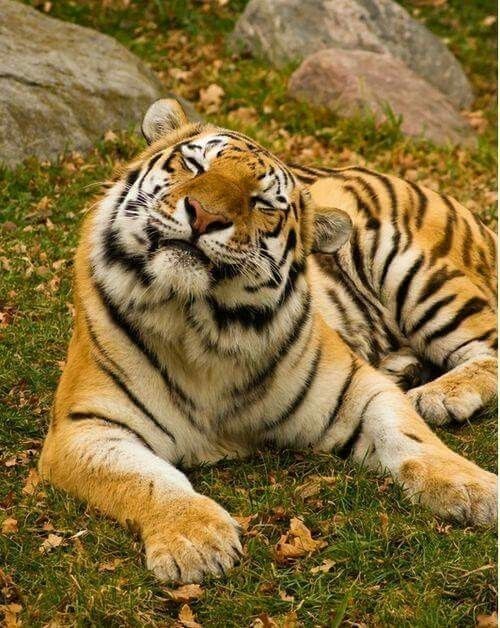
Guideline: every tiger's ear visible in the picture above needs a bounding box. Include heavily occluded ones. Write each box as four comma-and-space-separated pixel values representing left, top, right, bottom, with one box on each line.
142, 98, 189, 144
312, 206, 353, 253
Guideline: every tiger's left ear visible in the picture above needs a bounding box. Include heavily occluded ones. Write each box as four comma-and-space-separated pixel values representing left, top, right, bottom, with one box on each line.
142, 98, 189, 144
300, 189, 352, 254
312, 206, 353, 253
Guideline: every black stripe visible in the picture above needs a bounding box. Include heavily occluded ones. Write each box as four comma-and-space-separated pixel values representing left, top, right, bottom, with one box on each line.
406, 181, 428, 229
429, 198, 456, 265
404, 432, 423, 443
461, 218, 473, 267
444, 328, 496, 367
408, 294, 457, 336
230, 292, 312, 399
326, 288, 353, 336
84, 312, 127, 378
395, 255, 425, 327
351, 228, 376, 295
208, 261, 304, 332
96, 360, 176, 443
69, 411, 154, 450
102, 228, 153, 286
379, 229, 401, 288
417, 265, 463, 304
425, 297, 489, 343
94, 282, 195, 413
320, 359, 361, 438
263, 344, 322, 431
344, 185, 377, 223
335, 390, 384, 458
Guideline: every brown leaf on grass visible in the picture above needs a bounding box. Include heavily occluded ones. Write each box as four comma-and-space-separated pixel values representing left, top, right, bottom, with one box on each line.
477, 613, 497, 628
22, 468, 40, 495
0, 605, 21, 628
463, 110, 488, 134
295, 475, 336, 500
0, 603, 22, 628
282, 611, 299, 628
1, 518, 18, 535
274, 517, 326, 564
177, 603, 202, 628
252, 614, 278, 628
98, 558, 123, 572
482, 15, 496, 27
278, 589, 295, 602
310, 559, 335, 574
198, 83, 224, 114
166, 584, 204, 603
228, 107, 258, 126
233, 514, 255, 533
39, 534, 64, 554
379, 512, 389, 535
0, 569, 21, 604
0, 491, 15, 510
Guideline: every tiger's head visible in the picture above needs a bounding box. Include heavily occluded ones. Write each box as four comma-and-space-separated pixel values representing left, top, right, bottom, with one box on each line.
90, 99, 351, 309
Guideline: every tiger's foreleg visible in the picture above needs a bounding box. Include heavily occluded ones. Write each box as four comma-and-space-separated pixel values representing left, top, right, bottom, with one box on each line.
316, 364, 497, 525
39, 417, 242, 582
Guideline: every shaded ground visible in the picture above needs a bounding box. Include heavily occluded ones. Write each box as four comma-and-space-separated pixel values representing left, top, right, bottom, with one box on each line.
0, 1, 497, 626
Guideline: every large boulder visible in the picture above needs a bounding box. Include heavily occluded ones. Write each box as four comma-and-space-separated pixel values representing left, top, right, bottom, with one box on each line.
0, 0, 163, 167
288, 49, 475, 147
230, 0, 473, 110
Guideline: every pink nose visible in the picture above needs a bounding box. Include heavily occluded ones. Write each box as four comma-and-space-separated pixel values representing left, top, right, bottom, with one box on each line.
185, 197, 231, 235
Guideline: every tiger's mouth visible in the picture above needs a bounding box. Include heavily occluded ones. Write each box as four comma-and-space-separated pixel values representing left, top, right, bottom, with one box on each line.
164, 239, 212, 267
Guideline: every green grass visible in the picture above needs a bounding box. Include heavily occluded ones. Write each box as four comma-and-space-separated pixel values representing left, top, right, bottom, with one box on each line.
1, 1, 497, 626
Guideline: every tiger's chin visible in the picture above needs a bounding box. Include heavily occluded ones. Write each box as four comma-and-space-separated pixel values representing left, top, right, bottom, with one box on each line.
150, 248, 213, 301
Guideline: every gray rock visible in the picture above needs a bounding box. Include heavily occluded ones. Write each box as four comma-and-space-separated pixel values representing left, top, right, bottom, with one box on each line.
230, 0, 473, 109
288, 48, 475, 147
0, 0, 164, 167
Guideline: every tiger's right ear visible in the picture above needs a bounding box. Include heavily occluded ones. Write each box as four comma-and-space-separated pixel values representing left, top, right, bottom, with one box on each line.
142, 98, 189, 144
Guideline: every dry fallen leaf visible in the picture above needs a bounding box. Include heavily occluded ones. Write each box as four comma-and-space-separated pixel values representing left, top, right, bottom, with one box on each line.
166, 583, 204, 603
103, 129, 118, 143
295, 475, 336, 500
252, 614, 278, 628
1, 518, 18, 535
477, 613, 497, 628
178, 603, 202, 628
274, 517, 326, 563
234, 514, 255, 533
98, 558, 123, 572
379, 512, 389, 535
22, 468, 40, 495
482, 15, 496, 27
0, 603, 22, 628
198, 83, 225, 114
278, 589, 295, 603
39, 533, 64, 554
310, 558, 336, 574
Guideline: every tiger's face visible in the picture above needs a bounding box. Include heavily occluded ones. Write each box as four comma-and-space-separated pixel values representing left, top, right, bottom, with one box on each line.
91, 100, 351, 308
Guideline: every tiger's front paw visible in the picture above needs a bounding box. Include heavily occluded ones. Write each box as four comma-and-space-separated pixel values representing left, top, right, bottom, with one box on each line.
399, 450, 497, 526
408, 381, 484, 425
144, 494, 242, 583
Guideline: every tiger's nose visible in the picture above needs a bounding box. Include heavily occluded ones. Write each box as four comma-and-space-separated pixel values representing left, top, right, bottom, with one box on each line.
185, 197, 232, 236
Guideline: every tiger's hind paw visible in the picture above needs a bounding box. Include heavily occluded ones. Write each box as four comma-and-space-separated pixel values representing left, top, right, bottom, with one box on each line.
408, 382, 484, 426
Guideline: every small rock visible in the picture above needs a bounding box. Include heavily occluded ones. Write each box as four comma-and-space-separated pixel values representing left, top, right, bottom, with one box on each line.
288, 48, 475, 147
230, 0, 473, 109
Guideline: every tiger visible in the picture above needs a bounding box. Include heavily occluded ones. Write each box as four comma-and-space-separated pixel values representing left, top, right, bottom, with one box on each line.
39, 98, 497, 583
